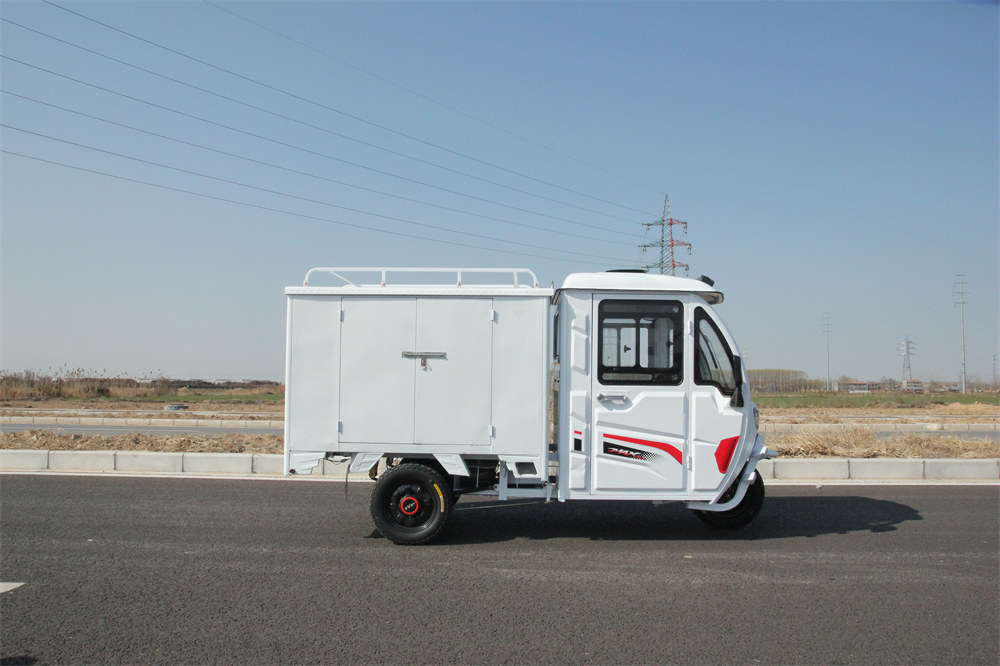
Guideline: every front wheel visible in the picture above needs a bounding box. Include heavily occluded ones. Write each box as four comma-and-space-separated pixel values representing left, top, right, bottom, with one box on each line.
370, 463, 453, 545
693, 473, 765, 529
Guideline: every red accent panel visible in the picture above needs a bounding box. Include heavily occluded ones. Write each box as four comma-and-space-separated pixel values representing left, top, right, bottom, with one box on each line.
604, 433, 683, 465
715, 436, 741, 473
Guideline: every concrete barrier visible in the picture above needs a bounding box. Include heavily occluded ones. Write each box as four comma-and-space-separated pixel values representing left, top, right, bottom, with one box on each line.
924, 458, 1000, 481
252, 454, 284, 475
0, 450, 49, 470
182, 453, 254, 475
773, 458, 850, 480
115, 451, 183, 473
848, 458, 924, 480
49, 450, 116, 472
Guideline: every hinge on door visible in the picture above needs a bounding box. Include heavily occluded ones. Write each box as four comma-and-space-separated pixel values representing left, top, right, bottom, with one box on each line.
339, 308, 345, 322
489, 424, 496, 438
490, 309, 497, 323
338, 420, 343, 434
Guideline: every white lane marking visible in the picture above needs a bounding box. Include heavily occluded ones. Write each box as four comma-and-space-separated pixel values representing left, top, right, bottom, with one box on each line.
0, 582, 25, 594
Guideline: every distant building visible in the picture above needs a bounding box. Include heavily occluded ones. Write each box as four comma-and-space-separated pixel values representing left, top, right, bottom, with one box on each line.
841, 380, 882, 393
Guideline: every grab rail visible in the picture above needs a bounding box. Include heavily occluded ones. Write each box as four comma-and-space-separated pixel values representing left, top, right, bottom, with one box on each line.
302, 267, 540, 288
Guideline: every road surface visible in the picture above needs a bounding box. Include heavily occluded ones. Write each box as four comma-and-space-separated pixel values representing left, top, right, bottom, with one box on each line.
1, 476, 997, 664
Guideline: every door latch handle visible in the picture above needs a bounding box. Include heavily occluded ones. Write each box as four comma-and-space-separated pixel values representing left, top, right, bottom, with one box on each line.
597, 393, 629, 403
402, 351, 447, 369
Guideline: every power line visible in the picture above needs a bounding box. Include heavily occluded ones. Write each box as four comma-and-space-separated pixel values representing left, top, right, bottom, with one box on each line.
2, 148, 631, 267
0, 55, 643, 240
2, 124, 635, 265
201, 0, 665, 197
1, 16, 646, 227
39, 0, 657, 219
1, 89, 637, 249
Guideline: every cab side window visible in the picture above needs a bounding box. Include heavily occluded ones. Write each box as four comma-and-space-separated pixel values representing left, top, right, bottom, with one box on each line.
598, 300, 683, 385
694, 308, 737, 395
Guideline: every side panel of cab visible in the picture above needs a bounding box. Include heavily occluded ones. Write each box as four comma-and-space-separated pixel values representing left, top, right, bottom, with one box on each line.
556, 289, 756, 502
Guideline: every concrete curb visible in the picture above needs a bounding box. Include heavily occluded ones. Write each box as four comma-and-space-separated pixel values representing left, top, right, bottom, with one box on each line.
0, 450, 372, 480
1, 449, 998, 482
754, 457, 1000, 482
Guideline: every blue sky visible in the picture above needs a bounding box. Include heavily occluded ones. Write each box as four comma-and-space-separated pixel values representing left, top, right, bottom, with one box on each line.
1, 0, 997, 384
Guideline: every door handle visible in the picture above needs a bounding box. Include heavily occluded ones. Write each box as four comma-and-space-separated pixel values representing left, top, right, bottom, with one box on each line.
597, 393, 629, 404
402, 351, 447, 368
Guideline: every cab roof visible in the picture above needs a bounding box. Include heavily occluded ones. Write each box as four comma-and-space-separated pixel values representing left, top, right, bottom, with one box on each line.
558, 272, 724, 304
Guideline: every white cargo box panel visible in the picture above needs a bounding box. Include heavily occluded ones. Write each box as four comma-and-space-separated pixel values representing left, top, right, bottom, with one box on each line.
284, 269, 553, 473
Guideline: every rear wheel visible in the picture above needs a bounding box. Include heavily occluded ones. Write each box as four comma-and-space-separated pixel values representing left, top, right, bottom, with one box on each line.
693, 473, 765, 529
370, 463, 453, 545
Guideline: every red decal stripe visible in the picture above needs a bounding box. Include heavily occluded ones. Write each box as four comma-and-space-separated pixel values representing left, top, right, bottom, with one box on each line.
715, 436, 740, 473
603, 433, 682, 465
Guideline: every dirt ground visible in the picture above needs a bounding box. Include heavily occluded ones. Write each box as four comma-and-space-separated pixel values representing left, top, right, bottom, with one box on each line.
2, 399, 998, 458
0, 400, 282, 418
1, 431, 283, 454
2, 427, 998, 460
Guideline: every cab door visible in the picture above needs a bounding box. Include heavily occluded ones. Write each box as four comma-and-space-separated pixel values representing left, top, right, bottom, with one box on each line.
590, 297, 688, 494
690, 306, 746, 491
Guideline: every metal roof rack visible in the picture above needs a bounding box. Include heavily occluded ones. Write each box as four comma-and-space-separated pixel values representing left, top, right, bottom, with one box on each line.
302, 267, 540, 288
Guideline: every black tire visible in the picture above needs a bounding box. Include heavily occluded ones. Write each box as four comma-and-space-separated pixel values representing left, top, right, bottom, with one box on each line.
693, 473, 765, 529
370, 463, 453, 545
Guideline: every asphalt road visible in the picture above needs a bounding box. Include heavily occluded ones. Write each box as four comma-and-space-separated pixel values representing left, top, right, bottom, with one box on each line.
1, 476, 997, 665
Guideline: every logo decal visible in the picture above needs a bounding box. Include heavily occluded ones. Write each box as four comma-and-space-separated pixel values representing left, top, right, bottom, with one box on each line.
603, 442, 659, 462
603, 432, 683, 465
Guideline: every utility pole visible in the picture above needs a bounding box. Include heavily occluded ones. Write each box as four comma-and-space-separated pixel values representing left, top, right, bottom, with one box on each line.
954, 275, 968, 394
641, 195, 691, 275
899, 335, 916, 391
823, 313, 832, 391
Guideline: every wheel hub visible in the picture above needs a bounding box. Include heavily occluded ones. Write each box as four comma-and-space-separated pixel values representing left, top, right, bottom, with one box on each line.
388, 483, 433, 527
399, 495, 420, 516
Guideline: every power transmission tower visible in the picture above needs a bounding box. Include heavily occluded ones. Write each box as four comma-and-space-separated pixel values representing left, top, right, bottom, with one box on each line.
641, 195, 691, 275
899, 335, 916, 391
954, 275, 968, 394
822, 313, 832, 391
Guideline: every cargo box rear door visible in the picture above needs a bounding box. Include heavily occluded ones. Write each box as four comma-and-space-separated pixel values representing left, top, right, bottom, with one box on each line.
340, 298, 417, 445
414, 298, 492, 446
339, 296, 493, 448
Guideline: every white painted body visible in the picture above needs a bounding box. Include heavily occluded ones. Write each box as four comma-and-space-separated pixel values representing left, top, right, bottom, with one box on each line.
284, 268, 771, 509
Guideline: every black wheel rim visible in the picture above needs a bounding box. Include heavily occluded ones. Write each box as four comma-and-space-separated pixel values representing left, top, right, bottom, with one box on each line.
387, 482, 435, 528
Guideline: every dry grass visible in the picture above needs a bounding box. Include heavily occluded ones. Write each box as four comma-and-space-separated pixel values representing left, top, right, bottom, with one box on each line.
3, 427, 997, 458
767, 426, 1000, 459
1, 431, 282, 454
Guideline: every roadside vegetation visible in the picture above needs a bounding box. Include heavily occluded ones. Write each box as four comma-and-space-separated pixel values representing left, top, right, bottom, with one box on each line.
0, 371, 282, 404
766, 427, 999, 459
754, 391, 999, 411
2, 429, 997, 458
1, 378, 997, 457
